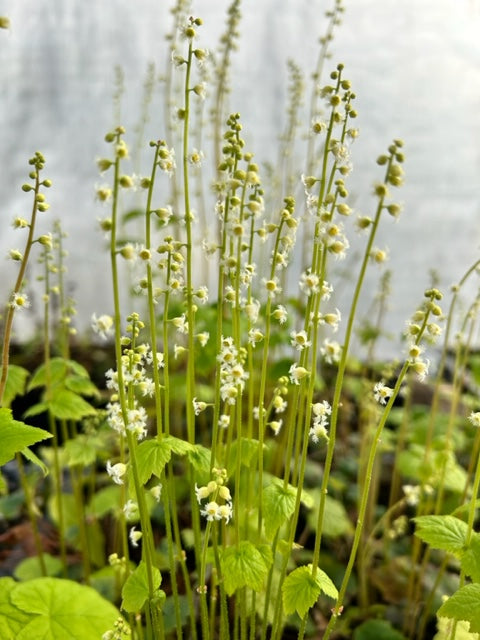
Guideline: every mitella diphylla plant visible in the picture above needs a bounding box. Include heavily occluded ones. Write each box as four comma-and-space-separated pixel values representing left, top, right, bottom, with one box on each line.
2, 3, 480, 640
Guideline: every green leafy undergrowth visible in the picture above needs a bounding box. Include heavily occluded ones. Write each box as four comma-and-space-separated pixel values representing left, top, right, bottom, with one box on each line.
24, 357, 98, 421
0, 576, 125, 640
0, 408, 52, 467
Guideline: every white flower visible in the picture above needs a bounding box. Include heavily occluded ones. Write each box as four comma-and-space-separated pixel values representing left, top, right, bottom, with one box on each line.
126, 406, 148, 440
273, 395, 287, 414
321, 339, 341, 364
158, 146, 176, 176
468, 412, 480, 428
9, 291, 30, 311
217, 502, 233, 524
290, 330, 311, 351
272, 304, 288, 324
106, 460, 127, 485
262, 277, 281, 299
373, 381, 394, 405
309, 422, 329, 443
410, 358, 430, 382
172, 313, 189, 334
150, 484, 163, 502
218, 414, 230, 429
312, 400, 332, 418
299, 270, 320, 295
129, 526, 142, 547
201, 501, 220, 521
402, 484, 421, 507
91, 313, 113, 339
289, 364, 309, 385
269, 420, 283, 436
123, 500, 139, 521
197, 332, 210, 347
193, 398, 208, 415
188, 148, 204, 166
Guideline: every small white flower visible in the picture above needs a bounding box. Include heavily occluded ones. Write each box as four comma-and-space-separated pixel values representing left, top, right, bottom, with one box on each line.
273, 395, 287, 414
123, 500, 139, 521
193, 398, 208, 415
373, 381, 394, 405
188, 148, 204, 166
269, 420, 283, 436
91, 313, 113, 339
309, 422, 329, 443
9, 291, 30, 311
217, 502, 233, 524
129, 526, 142, 547
402, 484, 421, 507
150, 484, 163, 502
410, 358, 430, 382
290, 330, 311, 351
218, 414, 230, 429
312, 400, 332, 418
321, 339, 342, 364
272, 304, 288, 324
289, 364, 309, 385
197, 332, 210, 347
106, 460, 127, 485
201, 501, 220, 521
468, 412, 480, 428
172, 313, 189, 334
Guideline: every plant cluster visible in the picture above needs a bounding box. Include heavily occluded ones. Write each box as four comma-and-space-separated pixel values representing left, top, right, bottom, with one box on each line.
1, 2, 480, 640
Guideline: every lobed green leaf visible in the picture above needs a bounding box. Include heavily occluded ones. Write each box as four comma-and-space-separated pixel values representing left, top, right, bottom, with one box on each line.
282, 564, 338, 618
221, 541, 270, 595
121, 561, 162, 613
0, 365, 29, 408
7, 576, 124, 639
413, 515, 468, 556
136, 439, 173, 484
438, 583, 480, 634
0, 408, 52, 466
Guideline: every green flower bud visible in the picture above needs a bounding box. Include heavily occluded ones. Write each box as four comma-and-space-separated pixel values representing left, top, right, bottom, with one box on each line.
97, 158, 113, 172
9, 249, 23, 261
0, 16, 11, 29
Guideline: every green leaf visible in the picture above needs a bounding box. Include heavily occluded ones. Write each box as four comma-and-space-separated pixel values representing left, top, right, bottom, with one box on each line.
0, 365, 29, 408
353, 618, 407, 639
14, 554, 63, 581
121, 561, 162, 613
47, 388, 97, 420
21, 446, 50, 476
221, 541, 270, 595
163, 435, 194, 456
136, 439, 173, 484
436, 614, 480, 639
262, 478, 312, 540
282, 565, 338, 618
9, 577, 124, 639
0, 577, 30, 638
28, 358, 90, 391
65, 435, 98, 466
461, 534, 480, 582
438, 583, 480, 634
64, 375, 99, 398
414, 515, 468, 556
88, 485, 122, 518
0, 408, 52, 466
227, 437, 262, 469
308, 494, 354, 538
186, 444, 212, 476
262, 480, 296, 540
